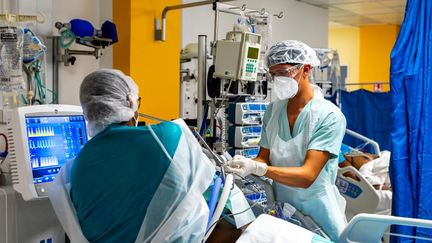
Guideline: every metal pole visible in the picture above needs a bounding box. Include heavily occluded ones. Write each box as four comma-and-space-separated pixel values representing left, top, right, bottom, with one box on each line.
344, 82, 390, 85
197, 35, 207, 132
209, 4, 219, 137
52, 36, 60, 104
213, 3, 219, 44
138, 113, 167, 123
216, 3, 269, 17
156, 0, 236, 41
345, 129, 381, 157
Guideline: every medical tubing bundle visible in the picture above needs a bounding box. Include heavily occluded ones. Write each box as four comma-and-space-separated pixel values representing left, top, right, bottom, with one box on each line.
204, 173, 233, 241
21, 58, 54, 105
207, 176, 223, 228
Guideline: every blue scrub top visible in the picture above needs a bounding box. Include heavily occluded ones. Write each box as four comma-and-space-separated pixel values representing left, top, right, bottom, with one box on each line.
259, 96, 346, 178
70, 122, 181, 243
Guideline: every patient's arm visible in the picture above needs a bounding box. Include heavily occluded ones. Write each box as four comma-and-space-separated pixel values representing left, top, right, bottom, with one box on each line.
338, 160, 359, 181
373, 184, 392, 191
350, 153, 374, 169
345, 154, 392, 191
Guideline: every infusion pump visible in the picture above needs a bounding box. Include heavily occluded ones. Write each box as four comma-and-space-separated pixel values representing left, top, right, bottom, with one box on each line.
214, 31, 262, 82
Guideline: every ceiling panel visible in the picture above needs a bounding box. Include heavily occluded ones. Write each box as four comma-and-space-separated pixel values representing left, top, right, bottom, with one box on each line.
367, 13, 404, 24
333, 6, 395, 16
340, 17, 382, 25
329, 9, 354, 17
297, 0, 406, 26
380, 0, 407, 9
328, 21, 355, 28
332, 2, 390, 12
316, 0, 375, 4
332, 15, 377, 24
328, 0, 376, 3
298, 0, 329, 4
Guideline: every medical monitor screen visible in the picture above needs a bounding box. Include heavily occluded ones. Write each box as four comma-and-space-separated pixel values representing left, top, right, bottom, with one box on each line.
25, 115, 87, 184
247, 47, 259, 59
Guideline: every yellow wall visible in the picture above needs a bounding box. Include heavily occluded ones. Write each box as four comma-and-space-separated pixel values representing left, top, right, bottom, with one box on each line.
113, 0, 131, 74
328, 27, 360, 91
359, 25, 399, 92
329, 24, 400, 92
114, 0, 181, 122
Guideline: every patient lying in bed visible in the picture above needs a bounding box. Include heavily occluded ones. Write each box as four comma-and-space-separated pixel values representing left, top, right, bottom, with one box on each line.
338, 145, 392, 214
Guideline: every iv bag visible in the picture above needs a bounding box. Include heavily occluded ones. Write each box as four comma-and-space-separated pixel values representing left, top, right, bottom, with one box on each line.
0, 25, 25, 92
254, 16, 272, 53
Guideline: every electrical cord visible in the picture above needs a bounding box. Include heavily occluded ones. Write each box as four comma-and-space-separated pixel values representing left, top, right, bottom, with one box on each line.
34, 60, 57, 104
214, 79, 233, 116
205, 199, 260, 236
21, 59, 55, 105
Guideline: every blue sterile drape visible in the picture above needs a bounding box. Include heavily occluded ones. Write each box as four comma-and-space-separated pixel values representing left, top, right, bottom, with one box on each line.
390, 0, 432, 242
338, 89, 392, 152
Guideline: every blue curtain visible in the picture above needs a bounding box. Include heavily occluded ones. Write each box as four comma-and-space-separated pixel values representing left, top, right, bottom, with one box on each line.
390, 0, 432, 242
338, 89, 392, 152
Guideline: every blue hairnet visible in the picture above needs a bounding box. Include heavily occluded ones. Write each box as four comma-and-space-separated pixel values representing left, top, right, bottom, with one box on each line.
266, 40, 320, 68
80, 69, 139, 137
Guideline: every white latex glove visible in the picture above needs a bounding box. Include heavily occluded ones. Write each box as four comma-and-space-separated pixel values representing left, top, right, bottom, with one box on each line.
224, 155, 268, 177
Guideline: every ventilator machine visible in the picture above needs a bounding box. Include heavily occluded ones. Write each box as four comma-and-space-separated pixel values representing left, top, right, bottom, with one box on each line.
0, 105, 88, 243
6, 105, 87, 200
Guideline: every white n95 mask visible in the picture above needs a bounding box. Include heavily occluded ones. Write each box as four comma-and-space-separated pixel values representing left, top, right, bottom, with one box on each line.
273, 76, 299, 100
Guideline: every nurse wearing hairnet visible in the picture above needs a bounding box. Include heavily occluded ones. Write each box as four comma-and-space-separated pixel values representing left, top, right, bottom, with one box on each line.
47, 69, 215, 243
225, 40, 347, 241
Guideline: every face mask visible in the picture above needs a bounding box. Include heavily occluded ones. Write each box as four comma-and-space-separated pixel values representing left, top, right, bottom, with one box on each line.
273, 76, 299, 100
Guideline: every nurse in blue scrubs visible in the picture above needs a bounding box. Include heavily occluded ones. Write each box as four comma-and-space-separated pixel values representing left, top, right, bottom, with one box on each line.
226, 40, 347, 241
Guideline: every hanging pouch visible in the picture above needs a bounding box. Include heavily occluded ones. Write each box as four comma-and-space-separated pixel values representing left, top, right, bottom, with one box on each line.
0, 25, 25, 92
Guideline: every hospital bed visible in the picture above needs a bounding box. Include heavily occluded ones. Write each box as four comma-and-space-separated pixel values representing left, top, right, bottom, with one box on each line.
337, 166, 380, 214
235, 174, 432, 243
339, 214, 432, 243
336, 129, 392, 217
238, 212, 432, 243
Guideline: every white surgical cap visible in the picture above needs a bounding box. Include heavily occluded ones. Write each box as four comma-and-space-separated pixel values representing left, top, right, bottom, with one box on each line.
266, 40, 320, 68
80, 69, 139, 137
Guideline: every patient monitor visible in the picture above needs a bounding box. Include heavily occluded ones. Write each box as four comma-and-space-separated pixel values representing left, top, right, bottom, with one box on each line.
0, 105, 86, 243
6, 105, 88, 201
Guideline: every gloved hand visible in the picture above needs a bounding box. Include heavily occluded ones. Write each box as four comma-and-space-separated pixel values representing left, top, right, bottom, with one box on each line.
224, 155, 268, 178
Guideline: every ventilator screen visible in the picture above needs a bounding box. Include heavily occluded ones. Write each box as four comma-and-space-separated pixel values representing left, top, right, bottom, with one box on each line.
25, 115, 88, 184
